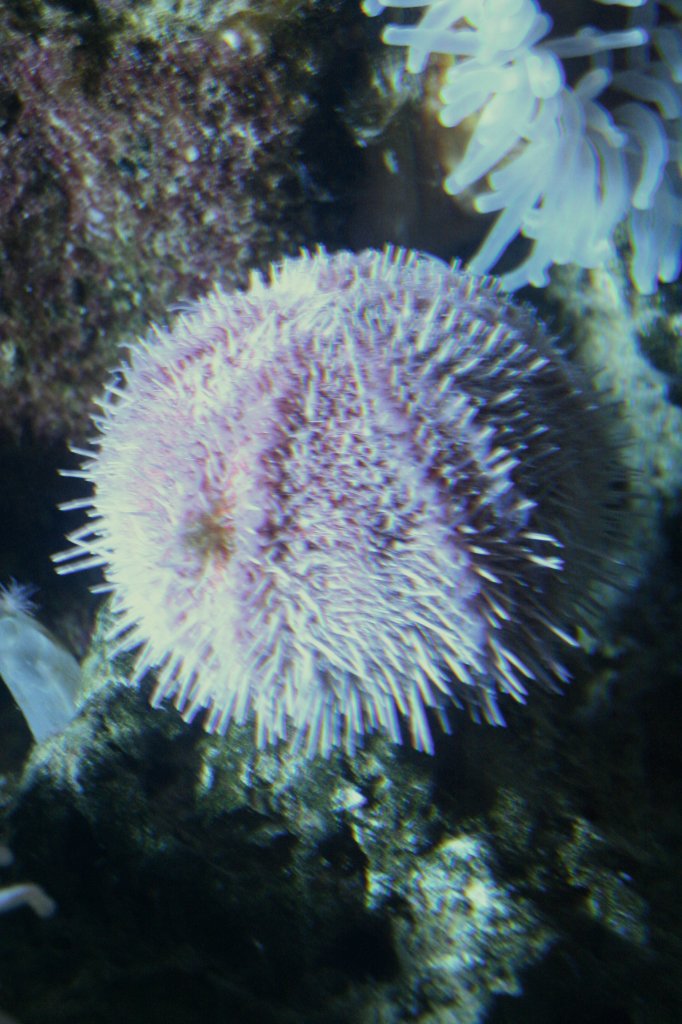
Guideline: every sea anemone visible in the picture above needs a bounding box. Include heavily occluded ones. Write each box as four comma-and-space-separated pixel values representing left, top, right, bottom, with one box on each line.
364, 0, 682, 293
0, 581, 83, 743
54, 247, 623, 756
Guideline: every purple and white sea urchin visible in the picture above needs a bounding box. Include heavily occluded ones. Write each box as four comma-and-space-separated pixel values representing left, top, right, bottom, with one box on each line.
54, 247, 623, 756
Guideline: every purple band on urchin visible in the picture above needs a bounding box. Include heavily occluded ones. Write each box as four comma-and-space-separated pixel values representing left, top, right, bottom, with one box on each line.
53, 246, 625, 757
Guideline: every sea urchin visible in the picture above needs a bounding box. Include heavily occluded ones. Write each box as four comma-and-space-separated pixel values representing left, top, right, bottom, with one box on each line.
54, 247, 623, 756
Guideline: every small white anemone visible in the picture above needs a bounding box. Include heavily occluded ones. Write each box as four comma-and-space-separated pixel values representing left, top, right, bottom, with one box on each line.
0, 581, 37, 619
0, 581, 83, 743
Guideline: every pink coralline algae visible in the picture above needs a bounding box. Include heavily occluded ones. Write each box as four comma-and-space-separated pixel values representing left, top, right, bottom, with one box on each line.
54, 247, 623, 757
0, 21, 312, 442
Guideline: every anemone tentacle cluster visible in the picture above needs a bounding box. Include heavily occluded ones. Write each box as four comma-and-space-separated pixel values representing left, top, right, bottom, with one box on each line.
364, 0, 682, 293
55, 247, 623, 756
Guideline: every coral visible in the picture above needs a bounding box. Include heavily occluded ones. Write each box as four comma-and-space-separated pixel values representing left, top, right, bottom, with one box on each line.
364, 0, 682, 293
1, 644, 669, 1024
386, 834, 552, 1023
55, 246, 624, 756
547, 263, 682, 522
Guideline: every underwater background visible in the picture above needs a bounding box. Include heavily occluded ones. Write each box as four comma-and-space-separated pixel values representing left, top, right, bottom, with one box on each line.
1, 1, 681, 1022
